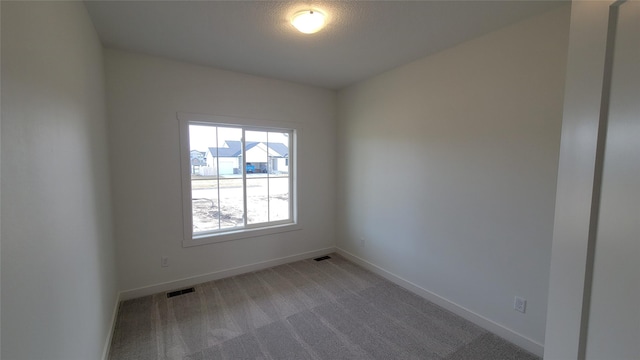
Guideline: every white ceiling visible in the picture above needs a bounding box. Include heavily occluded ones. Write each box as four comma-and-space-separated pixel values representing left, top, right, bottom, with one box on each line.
85, 1, 565, 90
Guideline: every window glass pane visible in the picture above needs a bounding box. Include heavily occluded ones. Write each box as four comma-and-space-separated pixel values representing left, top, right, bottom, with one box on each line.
245, 130, 268, 174
247, 178, 269, 224
189, 125, 246, 234
189, 125, 219, 233
192, 178, 220, 233
218, 178, 244, 229
267, 131, 290, 175
216, 127, 243, 178
214, 127, 244, 229
269, 176, 290, 221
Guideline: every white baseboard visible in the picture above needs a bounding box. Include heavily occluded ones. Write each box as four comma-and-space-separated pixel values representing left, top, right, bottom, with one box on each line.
102, 291, 121, 360
119, 247, 336, 301
336, 247, 544, 357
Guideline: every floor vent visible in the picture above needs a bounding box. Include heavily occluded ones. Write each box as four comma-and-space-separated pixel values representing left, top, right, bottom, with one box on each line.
314, 255, 332, 261
167, 287, 195, 298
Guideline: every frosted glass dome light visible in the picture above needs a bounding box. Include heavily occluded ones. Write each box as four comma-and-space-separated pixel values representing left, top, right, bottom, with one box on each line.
291, 10, 326, 34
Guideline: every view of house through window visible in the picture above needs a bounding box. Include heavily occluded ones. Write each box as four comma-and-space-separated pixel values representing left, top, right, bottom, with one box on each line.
188, 124, 293, 237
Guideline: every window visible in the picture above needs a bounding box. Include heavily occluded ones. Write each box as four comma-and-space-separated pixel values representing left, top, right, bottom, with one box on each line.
178, 113, 299, 246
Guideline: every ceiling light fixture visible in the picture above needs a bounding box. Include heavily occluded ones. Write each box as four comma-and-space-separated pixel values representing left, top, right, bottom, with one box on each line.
291, 10, 326, 34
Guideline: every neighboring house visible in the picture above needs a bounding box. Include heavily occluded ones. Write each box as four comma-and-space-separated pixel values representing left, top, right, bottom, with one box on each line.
189, 150, 207, 174
202, 140, 289, 176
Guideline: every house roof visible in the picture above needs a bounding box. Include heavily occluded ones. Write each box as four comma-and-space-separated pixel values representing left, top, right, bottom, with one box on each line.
267, 143, 289, 158
208, 141, 256, 157
208, 141, 288, 158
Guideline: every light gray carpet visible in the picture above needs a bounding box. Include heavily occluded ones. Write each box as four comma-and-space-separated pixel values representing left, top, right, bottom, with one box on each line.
109, 254, 539, 360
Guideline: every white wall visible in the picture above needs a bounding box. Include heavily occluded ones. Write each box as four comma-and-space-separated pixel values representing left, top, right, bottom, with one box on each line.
336, 6, 570, 354
105, 49, 336, 295
1, 2, 118, 359
545, 1, 640, 359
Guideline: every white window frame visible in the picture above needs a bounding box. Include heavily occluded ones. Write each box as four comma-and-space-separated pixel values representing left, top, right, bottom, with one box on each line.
178, 112, 301, 247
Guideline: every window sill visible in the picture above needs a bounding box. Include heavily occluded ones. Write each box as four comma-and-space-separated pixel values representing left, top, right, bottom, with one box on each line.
183, 223, 302, 247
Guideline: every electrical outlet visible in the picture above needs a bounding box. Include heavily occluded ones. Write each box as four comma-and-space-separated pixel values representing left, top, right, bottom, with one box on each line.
514, 296, 527, 313
161, 256, 169, 267
359, 237, 365, 246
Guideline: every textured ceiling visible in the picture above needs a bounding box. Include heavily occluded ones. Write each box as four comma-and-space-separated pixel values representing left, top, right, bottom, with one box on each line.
85, 1, 565, 90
